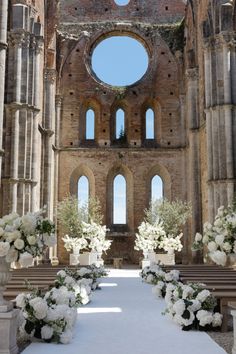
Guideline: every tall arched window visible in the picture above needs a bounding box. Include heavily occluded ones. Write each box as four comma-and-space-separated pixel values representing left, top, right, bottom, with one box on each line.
151, 175, 163, 203
146, 108, 155, 139
78, 176, 89, 206
116, 109, 125, 139
86, 109, 95, 140
113, 174, 126, 224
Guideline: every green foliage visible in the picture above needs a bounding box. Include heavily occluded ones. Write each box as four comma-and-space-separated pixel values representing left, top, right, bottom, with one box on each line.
145, 198, 191, 237
57, 196, 103, 238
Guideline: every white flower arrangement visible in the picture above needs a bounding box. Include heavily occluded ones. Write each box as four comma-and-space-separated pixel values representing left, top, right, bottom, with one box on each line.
164, 281, 222, 330
81, 221, 112, 254
192, 204, 236, 266
0, 210, 56, 266
16, 288, 77, 344
16, 264, 109, 344
134, 220, 166, 253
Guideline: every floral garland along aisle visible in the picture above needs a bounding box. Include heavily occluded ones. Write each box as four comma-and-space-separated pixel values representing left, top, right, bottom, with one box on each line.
16, 265, 108, 344
140, 263, 222, 331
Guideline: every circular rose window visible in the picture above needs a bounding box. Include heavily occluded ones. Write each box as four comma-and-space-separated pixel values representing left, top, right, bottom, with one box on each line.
91, 36, 149, 87
114, 0, 130, 5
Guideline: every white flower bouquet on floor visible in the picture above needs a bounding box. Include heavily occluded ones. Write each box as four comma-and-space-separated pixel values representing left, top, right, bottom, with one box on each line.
164, 281, 222, 331
16, 287, 77, 344
192, 203, 236, 266
55, 270, 90, 305
0, 210, 56, 266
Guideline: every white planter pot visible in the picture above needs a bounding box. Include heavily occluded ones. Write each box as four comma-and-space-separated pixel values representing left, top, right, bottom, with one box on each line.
0, 257, 13, 312
148, 251, 156, 263
79, 252, 97, 266
155, 253, 175, 265
70, 253, 80, 266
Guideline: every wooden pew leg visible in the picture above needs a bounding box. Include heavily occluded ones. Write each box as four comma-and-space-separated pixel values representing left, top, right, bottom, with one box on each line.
221, 302, 229, 332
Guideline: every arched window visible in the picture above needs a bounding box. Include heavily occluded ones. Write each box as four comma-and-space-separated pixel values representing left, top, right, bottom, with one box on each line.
146, 108, 155, 139
78, 176, 89, 206
151, 175, 163, 203
86, 109, 95, 140
116, 109, 125, 139
113, 174, 126, 224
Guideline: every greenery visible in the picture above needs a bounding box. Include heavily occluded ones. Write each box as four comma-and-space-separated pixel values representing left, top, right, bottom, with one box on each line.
57, 196, 103, 238
145, 198, 191, 237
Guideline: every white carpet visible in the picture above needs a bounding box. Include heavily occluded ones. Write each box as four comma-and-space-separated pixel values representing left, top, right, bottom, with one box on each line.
22, 269, 227, 354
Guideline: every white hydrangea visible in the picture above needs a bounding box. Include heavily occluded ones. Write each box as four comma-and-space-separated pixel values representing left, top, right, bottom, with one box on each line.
14, 239, 25, 250
195, 233, 202, 242
29, 297, 48, 320
212, 312, 223, 327
196, 310, 213, 327
16, 293, 27, 308
196, 290, 211, 303
215, 234, 225, 246
41, 325, 54, 340
207, 241, 217, 252
60, 330, 73, 344
173, 299, 185, 316
209, 250, 227, 266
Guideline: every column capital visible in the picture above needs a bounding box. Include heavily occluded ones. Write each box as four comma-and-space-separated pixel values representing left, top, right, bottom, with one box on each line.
55, 95, 63, 106
185, 68, 199, 81
44, 68, 57, 84
8, 31, 25, 48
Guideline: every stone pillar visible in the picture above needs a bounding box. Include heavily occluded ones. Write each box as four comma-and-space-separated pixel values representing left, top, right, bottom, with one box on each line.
186, 68, 202, 262
0, 0, 8, 181
51, 95, 62, 265
31, 38, 43, 211
9, 33, 24, 212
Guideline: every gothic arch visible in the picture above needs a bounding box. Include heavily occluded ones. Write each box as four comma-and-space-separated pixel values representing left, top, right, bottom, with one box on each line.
106, 163, 134, 230
110, 100, 130, 143
141, 98, 162, 145
69, 164, 95, 198
79, 98, 101, 144
146, 164, 172, 206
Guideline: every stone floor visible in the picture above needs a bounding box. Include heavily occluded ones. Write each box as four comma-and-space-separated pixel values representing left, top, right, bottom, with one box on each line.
208, 331, 233, 354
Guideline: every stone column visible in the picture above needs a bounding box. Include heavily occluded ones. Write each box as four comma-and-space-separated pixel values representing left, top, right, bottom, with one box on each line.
51, 95, 62, 265
0, 0, 8, 181
9, 32, 24, 212
186, 68, 202, 262
31, 38, 43, 211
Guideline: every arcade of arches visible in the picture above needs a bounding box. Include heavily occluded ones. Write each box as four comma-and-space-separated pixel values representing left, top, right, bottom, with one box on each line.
1, 0, 236, 264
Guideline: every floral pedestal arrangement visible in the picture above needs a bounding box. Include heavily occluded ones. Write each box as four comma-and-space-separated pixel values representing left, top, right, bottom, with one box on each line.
155, 253, 175, 265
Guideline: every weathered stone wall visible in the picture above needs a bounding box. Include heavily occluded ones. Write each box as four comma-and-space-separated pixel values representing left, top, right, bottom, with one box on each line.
57, 0, 187, 263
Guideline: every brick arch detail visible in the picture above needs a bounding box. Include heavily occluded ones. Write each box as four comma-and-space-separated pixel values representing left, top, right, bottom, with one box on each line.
69, 164, 96, 198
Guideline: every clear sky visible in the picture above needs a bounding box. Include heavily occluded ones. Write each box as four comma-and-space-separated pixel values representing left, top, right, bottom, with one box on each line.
114, 0, 130, 5
81, 36, 163, 224
92, 36, 148, 87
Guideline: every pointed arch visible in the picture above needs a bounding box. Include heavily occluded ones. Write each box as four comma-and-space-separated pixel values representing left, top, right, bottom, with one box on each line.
79, 99, 101, 144
110, 101, 129, 144
70, 164, 95, 198
146, 164, 171, 206
106, 163, 134, 230
141, 99, 161, 145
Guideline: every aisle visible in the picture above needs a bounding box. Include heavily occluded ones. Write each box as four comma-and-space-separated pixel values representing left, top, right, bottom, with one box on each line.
23, 269, 227, 354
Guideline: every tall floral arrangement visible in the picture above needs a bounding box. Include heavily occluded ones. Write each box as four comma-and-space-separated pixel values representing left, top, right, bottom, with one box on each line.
192, 204, 236, 266
58, 196, 111, 254
0, 210, 56, 267
135, 199, 191, 254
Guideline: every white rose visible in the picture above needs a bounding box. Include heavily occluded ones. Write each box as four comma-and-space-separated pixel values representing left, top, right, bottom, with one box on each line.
57, 270, 66, 278
173, 299, 185, 316
222, 242, 232, 253
196, 310, 213, 327
60, 330, 73, 344
195, 233, 202, 242
196, 290, 211, 303
0, 241, 10, 257
29, 297, 48, 320
14, 239, 24, 250
16, 293, 26, 308
212, 312, 223, 327
41, 325, 54, 340
210, 250, 227, 266
208, 241, 217, 252
19, 252, 34, 268
215, 234, 225, 246
27, 236, 37, 246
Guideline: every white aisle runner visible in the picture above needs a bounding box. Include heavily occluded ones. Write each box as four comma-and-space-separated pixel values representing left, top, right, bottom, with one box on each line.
23, 269, 227, 354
